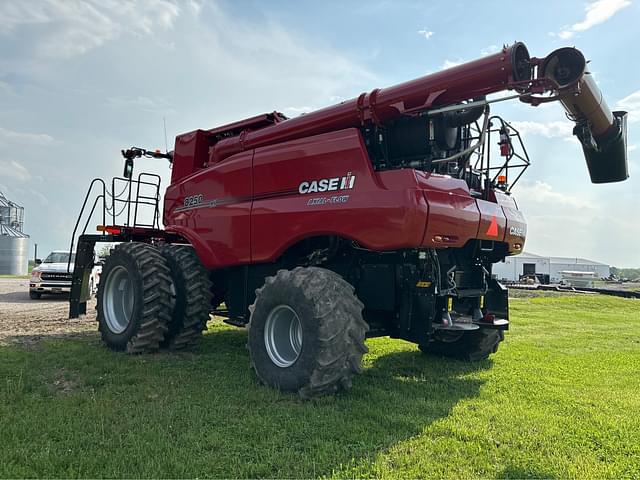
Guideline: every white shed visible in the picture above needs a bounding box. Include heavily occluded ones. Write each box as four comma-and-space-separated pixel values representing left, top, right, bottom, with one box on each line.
492, 252, 610, 283
492, 252, 550, 282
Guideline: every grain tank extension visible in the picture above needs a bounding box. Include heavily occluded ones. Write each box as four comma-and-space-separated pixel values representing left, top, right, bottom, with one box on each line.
68, 42, 628, 398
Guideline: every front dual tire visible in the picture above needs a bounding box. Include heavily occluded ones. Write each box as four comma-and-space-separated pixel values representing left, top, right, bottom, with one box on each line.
97, 243, 173, 353
96, 243, 212, 353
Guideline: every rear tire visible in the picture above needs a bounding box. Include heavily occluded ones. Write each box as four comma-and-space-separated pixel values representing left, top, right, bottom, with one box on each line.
248, 267, 368, 399
159, 244, 213, 349
419, 329, 504, 361
97, 242, 172, 354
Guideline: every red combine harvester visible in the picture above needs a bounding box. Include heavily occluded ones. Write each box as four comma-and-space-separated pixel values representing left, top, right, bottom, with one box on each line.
68, 43, 628, 398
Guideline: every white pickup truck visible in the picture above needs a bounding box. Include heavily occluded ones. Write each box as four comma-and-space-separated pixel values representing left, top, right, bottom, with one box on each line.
29, 250, 101, 299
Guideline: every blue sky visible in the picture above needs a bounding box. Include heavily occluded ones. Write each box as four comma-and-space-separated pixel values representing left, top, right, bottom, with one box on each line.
0, 0, 638, 266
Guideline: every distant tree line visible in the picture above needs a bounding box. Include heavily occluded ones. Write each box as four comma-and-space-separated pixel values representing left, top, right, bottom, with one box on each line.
610, 267, 640, 281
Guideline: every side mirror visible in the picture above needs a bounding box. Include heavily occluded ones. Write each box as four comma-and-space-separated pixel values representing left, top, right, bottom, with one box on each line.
123, 158, 134, 179
35, 258, 42, 265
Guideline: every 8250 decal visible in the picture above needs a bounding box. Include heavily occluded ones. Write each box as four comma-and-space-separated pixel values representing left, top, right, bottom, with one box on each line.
183, 194, 203, 207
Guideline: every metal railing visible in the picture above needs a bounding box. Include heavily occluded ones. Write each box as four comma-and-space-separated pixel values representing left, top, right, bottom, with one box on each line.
457, 114, 531, 197
67, 174, 161, 272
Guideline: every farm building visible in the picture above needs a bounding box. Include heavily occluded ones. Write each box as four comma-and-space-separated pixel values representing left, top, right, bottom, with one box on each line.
492, 252, 610, 283
0, 190, 29, 275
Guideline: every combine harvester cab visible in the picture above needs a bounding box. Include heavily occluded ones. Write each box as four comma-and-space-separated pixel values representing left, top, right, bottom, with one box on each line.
68, 41, 628, 398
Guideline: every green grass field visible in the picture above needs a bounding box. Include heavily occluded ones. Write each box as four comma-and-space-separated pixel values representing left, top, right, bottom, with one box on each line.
1, 295, 638, 478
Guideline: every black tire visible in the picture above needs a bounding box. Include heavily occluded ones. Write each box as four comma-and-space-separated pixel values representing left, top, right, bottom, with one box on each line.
97, 242, 172, 354
159, 244, 213, 349
248, 267, 368, 399
419, 329, 504, 361
29, 291, 41, 299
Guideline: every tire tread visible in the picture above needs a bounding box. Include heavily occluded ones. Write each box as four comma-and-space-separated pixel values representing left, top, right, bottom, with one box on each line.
249, 267, 369, 399
97, 242, 172, 354
159, 244, 213, 349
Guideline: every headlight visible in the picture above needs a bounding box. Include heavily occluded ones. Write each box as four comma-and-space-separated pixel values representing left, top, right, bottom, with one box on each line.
31, 271, 42, 280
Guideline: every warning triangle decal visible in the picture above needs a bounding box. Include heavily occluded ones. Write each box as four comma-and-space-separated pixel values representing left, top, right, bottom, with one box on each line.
486, 215, 498, 237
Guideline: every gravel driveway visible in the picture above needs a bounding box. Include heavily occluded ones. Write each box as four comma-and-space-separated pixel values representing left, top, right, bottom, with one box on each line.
0, 278, 96, 347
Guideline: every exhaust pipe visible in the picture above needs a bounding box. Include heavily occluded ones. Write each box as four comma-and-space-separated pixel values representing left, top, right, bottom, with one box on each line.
540, 48, 628, 183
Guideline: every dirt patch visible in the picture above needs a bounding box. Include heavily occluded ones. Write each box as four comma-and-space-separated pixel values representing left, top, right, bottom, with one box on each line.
49, 368, 81, 395
0, 278, 97, 347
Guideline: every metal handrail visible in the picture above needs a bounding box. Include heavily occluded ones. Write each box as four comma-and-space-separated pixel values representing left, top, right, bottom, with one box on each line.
458, 115, 531, 196
67, 174, 162, 273
109, 175, 161, 227
133, 173, 162, 229
482, 116, 531, 192
67, 178, 106, 273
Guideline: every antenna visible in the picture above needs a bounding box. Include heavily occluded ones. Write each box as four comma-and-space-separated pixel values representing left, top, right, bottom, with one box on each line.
163, 117, 168, 153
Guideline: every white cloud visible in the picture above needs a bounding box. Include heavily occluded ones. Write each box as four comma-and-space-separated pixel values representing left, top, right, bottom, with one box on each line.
628, 144, 637, 152
513, 180, 640, 266
516, 180, 596, 210
440, 45, 501, 71
441, 59, 463, 70
615, 90, 640, 123
28, 188, 49, 206
0, 0, 181, 58
509, 121, 575, 140
0, 1, 378, 258
480, 45, 500, 56
188, 1, 203, 15
178, 3, 377, 113
557, 0, 630, 39
0, 1, 51, 33
417, 29, 434, 40
283, 106, 314, 116
0, 127, 54, 145
0, 159, 31, 181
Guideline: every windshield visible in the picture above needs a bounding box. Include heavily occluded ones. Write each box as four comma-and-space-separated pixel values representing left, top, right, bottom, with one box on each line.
44, 252, 76, 264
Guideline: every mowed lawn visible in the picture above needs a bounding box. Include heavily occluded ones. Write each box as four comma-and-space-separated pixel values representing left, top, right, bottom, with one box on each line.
1, 295, 638, 478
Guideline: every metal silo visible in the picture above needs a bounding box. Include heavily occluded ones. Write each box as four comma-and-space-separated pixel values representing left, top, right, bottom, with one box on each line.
0, 191, 29, 275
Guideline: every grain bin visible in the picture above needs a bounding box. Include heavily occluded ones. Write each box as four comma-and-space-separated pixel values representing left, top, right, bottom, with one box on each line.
0, 191, 29, 275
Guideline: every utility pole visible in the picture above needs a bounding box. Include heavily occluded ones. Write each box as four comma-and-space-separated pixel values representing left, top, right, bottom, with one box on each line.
34, 243, 38, 262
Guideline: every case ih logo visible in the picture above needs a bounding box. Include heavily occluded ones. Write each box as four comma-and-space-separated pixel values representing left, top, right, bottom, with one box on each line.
509, 226, 526, 237
298, 172, 356, 195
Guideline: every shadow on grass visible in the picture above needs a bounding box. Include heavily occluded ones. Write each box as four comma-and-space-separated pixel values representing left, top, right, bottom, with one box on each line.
0, 326, 492, 478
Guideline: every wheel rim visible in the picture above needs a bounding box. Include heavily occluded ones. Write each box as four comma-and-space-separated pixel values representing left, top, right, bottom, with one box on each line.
103, 265, 134, 334
264, 305, 303, 368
